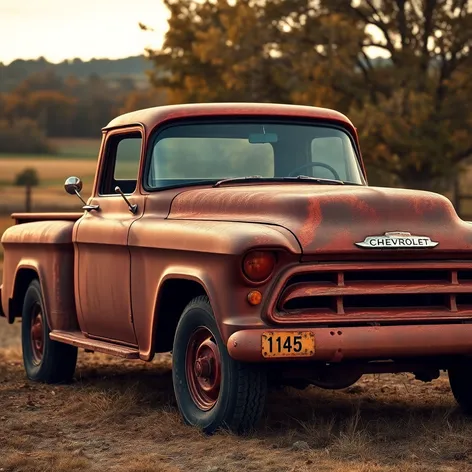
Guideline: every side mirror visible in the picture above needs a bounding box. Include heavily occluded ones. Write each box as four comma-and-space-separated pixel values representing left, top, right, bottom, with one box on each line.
64, 176, 83, 195
64, 176, 99, 212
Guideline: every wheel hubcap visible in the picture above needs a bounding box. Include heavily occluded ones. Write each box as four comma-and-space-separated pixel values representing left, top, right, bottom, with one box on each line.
30, 306, 44, 364
185, 327, 222, 411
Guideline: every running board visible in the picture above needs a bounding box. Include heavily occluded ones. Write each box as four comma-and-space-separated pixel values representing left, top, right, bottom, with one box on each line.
49, 330, 140, 359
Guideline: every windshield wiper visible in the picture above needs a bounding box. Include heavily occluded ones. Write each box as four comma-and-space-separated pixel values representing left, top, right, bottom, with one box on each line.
213, 175, 345, 187
284, 175, 345, 185
213, 175, 266, 187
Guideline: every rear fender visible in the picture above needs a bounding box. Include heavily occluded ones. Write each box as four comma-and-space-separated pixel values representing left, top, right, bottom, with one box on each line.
8, 261, 45, 324
1, 220, 79, 331
5, 259, 79, 332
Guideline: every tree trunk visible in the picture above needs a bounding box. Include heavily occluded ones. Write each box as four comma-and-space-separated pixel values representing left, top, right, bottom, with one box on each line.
25, 184, 31, 212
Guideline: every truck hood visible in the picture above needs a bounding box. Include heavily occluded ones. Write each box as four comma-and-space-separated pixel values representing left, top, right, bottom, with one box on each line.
168, 184, 472, 255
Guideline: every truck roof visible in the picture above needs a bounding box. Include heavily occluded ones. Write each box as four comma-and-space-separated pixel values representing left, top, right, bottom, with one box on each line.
104, 102, 356, 132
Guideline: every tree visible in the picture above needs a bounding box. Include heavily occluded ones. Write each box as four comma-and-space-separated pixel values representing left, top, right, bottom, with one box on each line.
143, 0, 291, 103
325, 0, 472, 191
26, 90, 77, 136
147, 0, 472, 191
0, 69, 144, 139
0, 118, 54, 154
119, 88, 168, 114
15, 168, 39, 212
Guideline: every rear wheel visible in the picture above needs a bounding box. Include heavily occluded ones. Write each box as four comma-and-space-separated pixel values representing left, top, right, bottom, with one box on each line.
21, 279, 78, 383
172, 296, 267, 434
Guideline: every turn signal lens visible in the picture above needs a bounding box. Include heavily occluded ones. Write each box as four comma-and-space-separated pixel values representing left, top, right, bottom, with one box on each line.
242, 251, 276, 282
247, 290, 263, 305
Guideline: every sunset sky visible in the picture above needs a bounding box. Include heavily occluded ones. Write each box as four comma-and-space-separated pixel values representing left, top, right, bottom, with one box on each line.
0, 0, 169, 64
0, 1, 389, 65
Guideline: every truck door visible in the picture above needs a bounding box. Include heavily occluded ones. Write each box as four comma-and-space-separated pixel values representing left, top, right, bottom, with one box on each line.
74, 128, 145, 345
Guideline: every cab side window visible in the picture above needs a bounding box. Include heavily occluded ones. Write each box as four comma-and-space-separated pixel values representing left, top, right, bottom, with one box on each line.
100, 132, 142, 195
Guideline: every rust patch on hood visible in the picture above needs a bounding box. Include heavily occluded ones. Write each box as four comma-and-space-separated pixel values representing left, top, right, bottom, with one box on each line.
168, 184, 472, 255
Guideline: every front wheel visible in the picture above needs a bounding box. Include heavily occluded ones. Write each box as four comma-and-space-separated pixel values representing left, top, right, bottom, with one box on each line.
172, 296, 267, 434
448, 360, 472, 414
21, 279, 78, 383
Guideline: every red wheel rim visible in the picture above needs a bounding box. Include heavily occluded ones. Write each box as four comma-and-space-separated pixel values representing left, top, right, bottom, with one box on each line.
185, 327, 222, 411
30, 305, 44, 364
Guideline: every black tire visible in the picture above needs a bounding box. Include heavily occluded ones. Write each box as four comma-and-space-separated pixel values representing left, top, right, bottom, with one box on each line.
21, 279, 78, 383
172, 296, 267, 434
449, 360, 472, 414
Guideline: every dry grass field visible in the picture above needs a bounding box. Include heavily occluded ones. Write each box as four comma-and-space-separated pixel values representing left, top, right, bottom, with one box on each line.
49, 138, 101, 158
0, 138, 100, 213
2, 321, 472, 472
0, 158, 97, 183
0, 158, 97, 213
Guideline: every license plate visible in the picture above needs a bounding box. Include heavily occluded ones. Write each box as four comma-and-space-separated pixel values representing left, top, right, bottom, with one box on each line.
261, 331, 315, 358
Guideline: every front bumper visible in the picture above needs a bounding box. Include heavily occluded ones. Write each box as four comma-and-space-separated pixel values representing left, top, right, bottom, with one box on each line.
227, 324, 472, 362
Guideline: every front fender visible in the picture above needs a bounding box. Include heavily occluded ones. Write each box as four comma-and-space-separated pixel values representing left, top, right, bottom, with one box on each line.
128, 218, 302, 255
129, 218, 302, 360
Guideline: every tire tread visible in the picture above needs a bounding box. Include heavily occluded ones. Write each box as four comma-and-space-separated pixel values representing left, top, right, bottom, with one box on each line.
173, 295, 267, 434
22, 279, 77, 384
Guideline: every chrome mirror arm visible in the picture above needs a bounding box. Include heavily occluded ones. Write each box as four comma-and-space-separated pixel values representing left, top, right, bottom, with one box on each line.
74, 189, 88, 206
64, 176, 100, 212
115, 186, 138, 214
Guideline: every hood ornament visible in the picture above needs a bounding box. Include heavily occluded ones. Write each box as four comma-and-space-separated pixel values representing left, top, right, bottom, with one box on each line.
355, 231, 439, 249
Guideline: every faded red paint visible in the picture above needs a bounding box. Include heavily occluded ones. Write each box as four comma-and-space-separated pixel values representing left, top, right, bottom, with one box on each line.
227, 324, 472, 362
0, 102, 471, 383
169, 185, 469, 255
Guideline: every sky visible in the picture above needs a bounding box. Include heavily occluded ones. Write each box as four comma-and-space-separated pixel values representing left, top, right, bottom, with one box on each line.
0, 0, 169, 64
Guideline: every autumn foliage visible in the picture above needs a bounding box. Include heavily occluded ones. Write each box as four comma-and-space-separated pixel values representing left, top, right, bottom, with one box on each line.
0, 70, 167, 154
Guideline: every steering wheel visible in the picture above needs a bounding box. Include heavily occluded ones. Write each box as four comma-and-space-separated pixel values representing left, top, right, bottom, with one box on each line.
288, 161, 340, 180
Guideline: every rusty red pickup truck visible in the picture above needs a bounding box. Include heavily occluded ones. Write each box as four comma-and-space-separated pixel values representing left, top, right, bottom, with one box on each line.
2, 102, 472, 434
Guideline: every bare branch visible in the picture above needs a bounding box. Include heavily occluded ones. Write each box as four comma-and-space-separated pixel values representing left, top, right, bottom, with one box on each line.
395, 0, 408, 49
364, 0, 388, 23
361, 40, 392, 52
409, 0, 423, 19
352, 2, 397, 59
421, 0, 437, 71
355, 55, 378, 104
360, 48, 373, 70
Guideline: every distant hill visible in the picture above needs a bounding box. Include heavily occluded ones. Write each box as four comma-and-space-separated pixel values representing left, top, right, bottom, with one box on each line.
0, 55, 151, 92
0, 54, 392, 93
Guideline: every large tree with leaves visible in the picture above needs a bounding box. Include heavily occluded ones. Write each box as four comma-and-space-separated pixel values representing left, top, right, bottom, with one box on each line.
327, 0, 472, 190
143, 0, 293, 103
146, 0, 472, 191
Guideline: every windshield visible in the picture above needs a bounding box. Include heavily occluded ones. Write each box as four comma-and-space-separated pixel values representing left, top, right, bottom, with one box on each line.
146, 121, 365, 189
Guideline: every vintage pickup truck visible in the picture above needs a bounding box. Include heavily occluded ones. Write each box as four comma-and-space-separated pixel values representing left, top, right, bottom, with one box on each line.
2, 102, 472, 434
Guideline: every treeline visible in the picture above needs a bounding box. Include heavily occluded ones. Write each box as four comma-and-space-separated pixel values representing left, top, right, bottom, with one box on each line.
0, 55, 149, 92
0, 69, 167, 152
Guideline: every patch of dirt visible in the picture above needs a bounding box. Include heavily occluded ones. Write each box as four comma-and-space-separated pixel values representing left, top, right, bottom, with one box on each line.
1, 322, 472, 472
